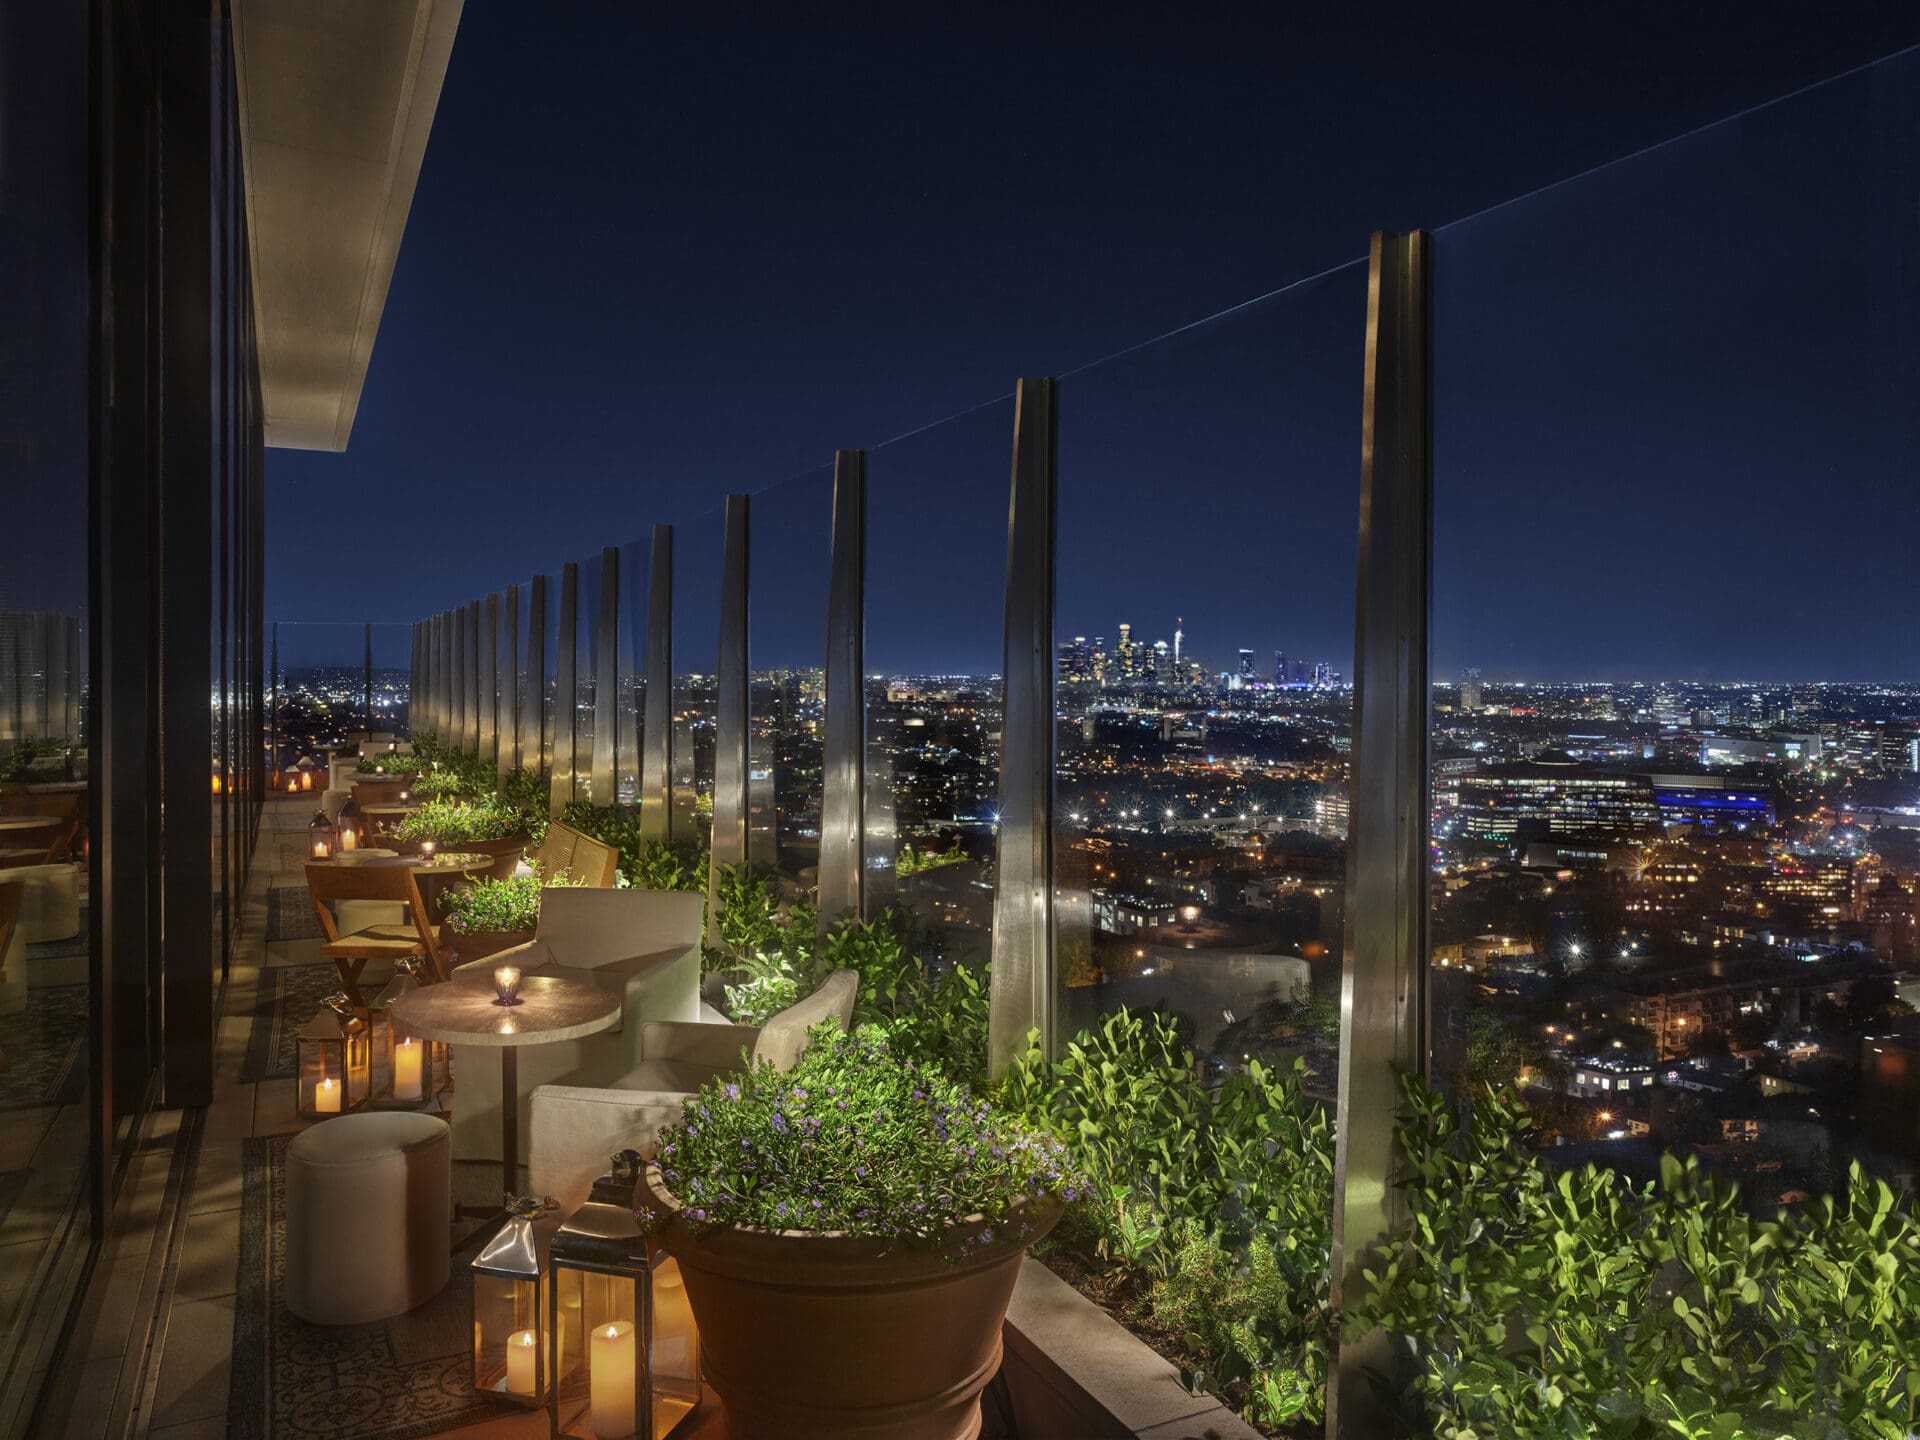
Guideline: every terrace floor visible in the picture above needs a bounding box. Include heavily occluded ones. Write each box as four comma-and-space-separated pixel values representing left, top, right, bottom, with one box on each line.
38, 799, 735, 1440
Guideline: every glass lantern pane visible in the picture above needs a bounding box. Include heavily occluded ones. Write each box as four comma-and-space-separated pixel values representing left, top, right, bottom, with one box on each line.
298, 1041, 342, 1115
346, 1031, 372, 1107
474, 1272, 545, 1401
555, 1269, 642, 1439
651, 1258, 699, 1426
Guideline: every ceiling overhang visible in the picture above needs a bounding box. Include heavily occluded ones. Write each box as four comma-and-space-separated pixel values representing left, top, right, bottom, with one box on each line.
232, 0, 462, 452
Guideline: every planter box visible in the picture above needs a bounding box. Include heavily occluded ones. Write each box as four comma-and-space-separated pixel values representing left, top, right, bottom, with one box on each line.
993, 1258, 1263, 1440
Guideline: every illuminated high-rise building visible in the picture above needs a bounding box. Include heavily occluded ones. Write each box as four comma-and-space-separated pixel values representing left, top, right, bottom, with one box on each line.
1152, 639, 1170, 683
1238, 649, 1256, 683
1274, 650, 1286, 685
1460, 667, 1483, 712
1116, 623, 1136, 681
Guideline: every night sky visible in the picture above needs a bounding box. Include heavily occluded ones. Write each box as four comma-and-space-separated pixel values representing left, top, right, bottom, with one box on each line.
263, 6, 1920, 681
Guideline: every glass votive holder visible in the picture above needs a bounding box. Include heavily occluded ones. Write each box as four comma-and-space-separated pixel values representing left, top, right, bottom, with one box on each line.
493, 965, 523, 1006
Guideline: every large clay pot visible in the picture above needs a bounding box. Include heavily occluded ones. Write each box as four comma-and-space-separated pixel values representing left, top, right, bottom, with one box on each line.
643, 1163, 1059, 1440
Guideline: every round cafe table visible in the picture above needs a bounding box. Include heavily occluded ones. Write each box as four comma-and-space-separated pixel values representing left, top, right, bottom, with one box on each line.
390, 971, 618, 1228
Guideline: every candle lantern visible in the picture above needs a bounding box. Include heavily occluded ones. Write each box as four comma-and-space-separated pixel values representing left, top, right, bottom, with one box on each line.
308, 809, 335, 860
549, 1151, 701, 1440
372, 958, 449, 1104
474, 1194, 560, 1407
295, 992, 372, 1118
338, 795, 361, 852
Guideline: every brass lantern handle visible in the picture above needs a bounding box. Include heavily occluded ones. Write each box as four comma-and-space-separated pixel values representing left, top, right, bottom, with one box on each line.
503, 1193, 559, 1220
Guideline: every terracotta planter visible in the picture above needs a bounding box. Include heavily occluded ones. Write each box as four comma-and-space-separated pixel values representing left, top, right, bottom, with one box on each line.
643, 1163, 1060, 1440
442, 927, 534, 965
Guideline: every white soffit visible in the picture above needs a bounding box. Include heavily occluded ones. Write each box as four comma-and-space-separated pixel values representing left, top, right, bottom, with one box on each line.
232, 0, 462, 451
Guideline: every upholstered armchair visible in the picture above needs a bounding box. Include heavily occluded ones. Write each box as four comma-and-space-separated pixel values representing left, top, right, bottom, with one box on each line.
527, 968, 859, 1214
449, 887, 704, 1163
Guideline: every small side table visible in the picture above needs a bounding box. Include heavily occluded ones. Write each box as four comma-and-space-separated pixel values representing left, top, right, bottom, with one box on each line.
390, 972, 619, 1230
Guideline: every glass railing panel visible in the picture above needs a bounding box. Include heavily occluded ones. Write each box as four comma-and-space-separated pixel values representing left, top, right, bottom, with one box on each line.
672, 507, 725, 850
866, 398, 1015, 981
1430, 46, 1920, 1213
748, 466, 833, 896
1057, 270, 1363, 1086
615, 536, 649, 807
268, 621, 377, 787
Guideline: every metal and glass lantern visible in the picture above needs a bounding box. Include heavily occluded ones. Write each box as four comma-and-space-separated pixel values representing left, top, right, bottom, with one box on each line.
337, 795, 360, 852
372, 957, 450, 1104
549, 1151, 702, 1440
295, 992, 372, 1117
474, 1195, 560, 1407
309, 809, 335, 859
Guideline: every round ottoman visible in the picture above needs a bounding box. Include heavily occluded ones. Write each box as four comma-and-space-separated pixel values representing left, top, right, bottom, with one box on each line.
286, 1112, 451, 1325
10, 864, 80, 944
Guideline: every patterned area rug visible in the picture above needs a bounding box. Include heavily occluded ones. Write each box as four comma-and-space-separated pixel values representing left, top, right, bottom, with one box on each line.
0, 984, 87, 1110
229, 1135, 488, 1440
267, 885, 323, 942
241, 964, 347, 1082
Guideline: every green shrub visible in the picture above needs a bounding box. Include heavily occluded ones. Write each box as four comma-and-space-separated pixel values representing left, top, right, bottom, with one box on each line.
1349, 1071, 1920, 1440
1, 736, 73, 783
392, 796, 526, 845
354, 750, 420, 776
897, 836, 967, 877
1002, 1008, 1334, 1429
442, 869, 583, 934
559, 802, 706, 891
647, 1024, 1084, 1248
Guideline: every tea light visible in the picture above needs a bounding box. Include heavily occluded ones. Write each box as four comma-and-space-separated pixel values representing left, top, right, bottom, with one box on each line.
421, 839, 436, 857
492, 965, 523, 1006
589, 1321, 637, 1439
506, 1328, 538, 1396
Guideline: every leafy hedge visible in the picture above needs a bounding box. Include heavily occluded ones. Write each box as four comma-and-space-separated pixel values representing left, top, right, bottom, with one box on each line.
1350, 1073, 1920, 1440
558, 802, 705, 892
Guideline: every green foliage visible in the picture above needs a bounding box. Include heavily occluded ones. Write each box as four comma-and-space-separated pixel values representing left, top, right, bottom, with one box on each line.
647, 1024, 1084, 1249
391, 796, 526, 845
441, 868, 584, 934
1, 736, 73, 783
353, 751, 421, 776
559, 802, 706, 891
723, 967, 801, 1027
1002, 1008, 1334, 1428
896, 836, 967, 877
496, 767, 552, 844
1349, 1070, 1920, 1440
815, 912, 989, 1083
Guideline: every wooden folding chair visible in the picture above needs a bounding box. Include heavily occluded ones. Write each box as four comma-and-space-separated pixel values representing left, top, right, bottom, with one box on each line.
304, 861, 451, 1006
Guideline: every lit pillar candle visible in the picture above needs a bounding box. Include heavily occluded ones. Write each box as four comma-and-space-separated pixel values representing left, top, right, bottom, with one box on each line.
314, 1077, 340, 1113
506, 1328, 538, 1396
392, 1038, 424, 1100
589, 1321, 637, 1439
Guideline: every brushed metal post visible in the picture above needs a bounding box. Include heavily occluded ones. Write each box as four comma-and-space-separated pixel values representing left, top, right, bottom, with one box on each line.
525, 577, 548, 785
987, 378, 1058, 1079
640, 526, 674, 842
479, 594, 499, 763
465, 599, 482, 752
710, 496, 751, 891
439, 610, 454, 738
502, 585, 521, 777
363, 623, 374, 736
818, 451, 866, 935
452, 606, 468, 750
593, 546, 620, 806
554, 562, 579, 811
1327, 230, 1432, 1440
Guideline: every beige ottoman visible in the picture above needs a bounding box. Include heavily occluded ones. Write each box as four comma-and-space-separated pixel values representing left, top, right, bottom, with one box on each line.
9, 864, 80, 944
286, 1112, 451, 1325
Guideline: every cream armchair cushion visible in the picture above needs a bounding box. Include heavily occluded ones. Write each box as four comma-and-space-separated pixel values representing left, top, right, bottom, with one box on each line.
526, 968, 859, 1214
449, 888, 704, 1164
